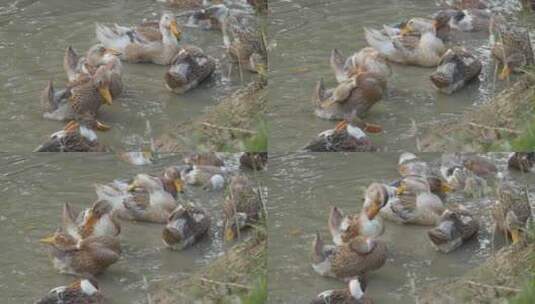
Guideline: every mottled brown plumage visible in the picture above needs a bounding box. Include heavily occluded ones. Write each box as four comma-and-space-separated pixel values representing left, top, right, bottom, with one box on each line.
430, 47, 482, 94
492, 177, 532, 244
311, 233, 387, 280
508, 152, 535, 172
223, 175, 262, 240
162, 204, 210, 250
35, 279, 104, 304
240, 152, 267, 170
314, 73, 387, 120
40, 231, 121, 276
165, 46, 216, 94
428, 206, 479, 253
184, 152, 225, 167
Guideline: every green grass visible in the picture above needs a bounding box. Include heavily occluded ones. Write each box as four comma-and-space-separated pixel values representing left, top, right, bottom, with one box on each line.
241, 118, 268, 152
241, 276, 268, 304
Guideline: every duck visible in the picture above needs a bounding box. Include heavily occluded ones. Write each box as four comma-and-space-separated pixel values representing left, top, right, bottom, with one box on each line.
304, 118, 381, 152
313, 73, 387, 121
40, 231, 121, 276
380, 175, 446, 225
35, 278, 104, 304
64, 45, 123, 99
223, 175, 263, 240
439, 0, 488, 9
364, 15, 447, 67
162, 203, 211, 250
448, 9, 491, 33
41, 64, 114, 131
96, 12, 182, 65
330, 48, 391, 83
118, 151, 153, 165
398, 152, 430, 177
490, 16, 535, 80
398, 11, 454, 42
186, 2, 253, 31
508, 152, 535, 172
180, 165, 230, 190
329, 183, 391, 246
165, 46, 216, 94
62, 201, 121, 240
310, 277, 372, 304
311, 233, 387, 281
430, 47, 482, 94
34, 120, 107, 152
427, 206, 479, 253
95, 173, 180, 223
63, 44, 121, 82
492, 175, 533, 245
204, 4, 266, 73
239, 152, 267, 170
462, 154, 497, 177
183, 152, 225, 167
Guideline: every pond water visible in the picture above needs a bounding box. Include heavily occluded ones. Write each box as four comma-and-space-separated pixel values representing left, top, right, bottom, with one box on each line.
0, 0, 254, 152
267, 0, 528, 152
266, 152, 534, 303
0, 153, 266, 303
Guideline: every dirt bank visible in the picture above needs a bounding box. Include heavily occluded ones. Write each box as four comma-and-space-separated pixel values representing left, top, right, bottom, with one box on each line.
154, 79, 267, 152
420, 74, 535, 152
418, 243, 535, 304
149, 227, 267, 304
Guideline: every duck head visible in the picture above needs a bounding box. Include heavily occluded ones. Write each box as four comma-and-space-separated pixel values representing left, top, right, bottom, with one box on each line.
163, 166, 185, 194
86, 44, 121, 67
160, 12, 182, 42
40, 229, 77, 250
426, 176, 454, 195
93, 64, 113, 106
224, 212, 247, 241
363, 183, 389, 219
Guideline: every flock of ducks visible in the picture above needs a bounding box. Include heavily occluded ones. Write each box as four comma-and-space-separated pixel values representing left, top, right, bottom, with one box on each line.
309, 152, 533, 304
35, 152, 267, 304
35, 0, 266, 152
304, 0, 535, 152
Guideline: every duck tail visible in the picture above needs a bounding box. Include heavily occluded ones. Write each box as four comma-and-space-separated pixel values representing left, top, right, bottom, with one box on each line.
312, 231, 325, 262
328, 206, 344, 244
40, 80, 56, 113
94, 183, 126, 210
95, 23, 129, 52
313, 78, 327, 106
63, 46, 79, 82
330, 49, 348, 83
62, 202, 81, 239
364, 27, 396, 60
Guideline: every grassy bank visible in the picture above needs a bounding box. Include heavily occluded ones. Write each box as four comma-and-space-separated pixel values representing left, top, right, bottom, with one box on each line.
420, 72, 535, 152
150, 226, 267, 304
419, 226, 535, 303
154, 79, 267, 152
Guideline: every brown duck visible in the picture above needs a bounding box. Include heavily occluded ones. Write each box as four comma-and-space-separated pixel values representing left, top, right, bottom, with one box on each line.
183, 152, 225, 167
223, 175, 263, 240
34, 120, 108, 152
314, 72, 387, 121
329, 183, 390, 246
165, 46, 216, 94
40, 231, 121, 276
62, 200, 121, 240
492, 176, 532, 244
311, 233, 387, 281
162, 204, 211, 250
310, 277, 373, 304
428, 206, 479, 253
35, 278, 104, 304
96, 12, 182, 65
239, 152, 267, 170
41, 64, 114, 131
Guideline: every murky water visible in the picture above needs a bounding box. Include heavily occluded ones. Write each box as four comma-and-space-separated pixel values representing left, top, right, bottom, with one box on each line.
0, 0, 255, 152
267, 0, 528, 152
266, 152, 534, 303
0, 153, 266, 303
